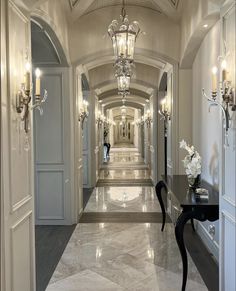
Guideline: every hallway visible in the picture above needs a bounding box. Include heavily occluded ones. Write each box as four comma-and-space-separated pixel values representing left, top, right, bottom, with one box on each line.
45, 146, 207, 291
2, 1, 236, 290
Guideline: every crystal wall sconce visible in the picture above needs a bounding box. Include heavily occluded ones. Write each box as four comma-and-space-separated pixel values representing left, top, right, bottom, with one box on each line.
135, 115, 144, 127
104, 118, 115, 127
202, 59, 236, 146
16, 64, 47, 133
78, 100, 89, 129
144, 110, 153, 127
96, 111, 105, 127
159, 96, 171, 136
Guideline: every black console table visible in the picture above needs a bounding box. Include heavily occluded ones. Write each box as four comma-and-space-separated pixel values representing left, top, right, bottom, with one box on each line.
155, 175, 219, 291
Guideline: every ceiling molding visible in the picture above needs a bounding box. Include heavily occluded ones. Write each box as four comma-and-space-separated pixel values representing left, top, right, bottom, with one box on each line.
169, 0, 179, 8
104, 101, 144, 111
75, 48, 176, 75
69, 0, 79, 9
100, 95, 147, 107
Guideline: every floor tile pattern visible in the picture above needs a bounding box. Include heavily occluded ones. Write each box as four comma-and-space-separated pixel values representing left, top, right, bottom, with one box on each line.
46, 146, 208, 291
47, 223, 207, 291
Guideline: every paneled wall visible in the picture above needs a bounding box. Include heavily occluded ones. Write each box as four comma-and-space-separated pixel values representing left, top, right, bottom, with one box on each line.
220, 3, 236, 290
1, 1, 35, 290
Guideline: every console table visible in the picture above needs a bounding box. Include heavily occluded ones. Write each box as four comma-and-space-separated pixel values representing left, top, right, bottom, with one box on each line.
155, 175, 219, 291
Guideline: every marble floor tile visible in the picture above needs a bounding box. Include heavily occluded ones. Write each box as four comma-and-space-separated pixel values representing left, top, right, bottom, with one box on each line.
48, 223, 207, 290
46, 269, 125, 291
90, 253, 163, 289
127, 269, 207, 291
46, 147, 208, 291
84, 186, 161, 213
106, 147, 144, 164
99, 169, 150, 180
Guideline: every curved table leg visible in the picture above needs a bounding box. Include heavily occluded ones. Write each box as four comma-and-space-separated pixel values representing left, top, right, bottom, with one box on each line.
155, 180, 167, 231
190, 218, 195, 232
175, 211, 195, 291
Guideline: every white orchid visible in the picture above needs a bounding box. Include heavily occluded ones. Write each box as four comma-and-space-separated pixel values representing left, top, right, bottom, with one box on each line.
180, 140, 202, 178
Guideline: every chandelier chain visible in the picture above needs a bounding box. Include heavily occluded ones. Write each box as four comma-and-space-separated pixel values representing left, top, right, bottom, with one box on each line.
121, 0, 126, 19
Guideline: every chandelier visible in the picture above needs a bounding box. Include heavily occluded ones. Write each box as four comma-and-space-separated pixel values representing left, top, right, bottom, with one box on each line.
108, 0, 140, 62
120, 105, 127, 115
117, 74, 130, 94
115, 59, 132, 95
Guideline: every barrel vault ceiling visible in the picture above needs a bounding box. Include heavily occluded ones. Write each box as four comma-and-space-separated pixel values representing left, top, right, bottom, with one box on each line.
68, 0, 182, 21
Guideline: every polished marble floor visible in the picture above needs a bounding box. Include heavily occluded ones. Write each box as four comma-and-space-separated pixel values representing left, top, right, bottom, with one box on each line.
99, 169, 151, 180
46, 223, 207, 291
46, 146, 208, 291
105, 146, 144, 164
85, 186, 161, 213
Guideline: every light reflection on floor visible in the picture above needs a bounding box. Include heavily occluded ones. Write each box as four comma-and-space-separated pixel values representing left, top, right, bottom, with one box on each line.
46, 146, 207, 291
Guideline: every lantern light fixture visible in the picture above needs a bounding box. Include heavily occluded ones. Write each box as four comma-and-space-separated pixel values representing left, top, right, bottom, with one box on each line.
117, 74, 131, 95
108, 0, 141, 62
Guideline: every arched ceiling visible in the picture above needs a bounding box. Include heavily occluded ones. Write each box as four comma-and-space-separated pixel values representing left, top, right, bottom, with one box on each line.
99, 95, 148, 107
104, 101, 144, 111
112, 107, 135, 118
88, 61, 159, 109
98, 88, 150, 100
68, 0, 182, 22
89, 63, 160, 91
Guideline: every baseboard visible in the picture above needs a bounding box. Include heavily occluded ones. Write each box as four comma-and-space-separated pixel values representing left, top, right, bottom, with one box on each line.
196, 222, 219, 263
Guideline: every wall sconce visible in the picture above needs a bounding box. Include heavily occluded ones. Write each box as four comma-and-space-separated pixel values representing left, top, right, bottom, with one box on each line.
135, 115, 144, 127
16, 63, 47, 133
96, 111, 105, 127
202, 58, 236, 146
159, 96, 171, 177
104, 118, 115, 127
159, 96, 171, 136
78, 100, 89, 129
144, 109, 153, 127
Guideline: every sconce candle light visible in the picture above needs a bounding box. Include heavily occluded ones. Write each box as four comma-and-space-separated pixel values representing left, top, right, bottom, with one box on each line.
144, 109, 153, 127
16, 62, 48, 133
159, 96, 171, 134
159, 95, 171, 177
202, 56, 236, 146
78, 100, 89, 129
96, 111, 105, 127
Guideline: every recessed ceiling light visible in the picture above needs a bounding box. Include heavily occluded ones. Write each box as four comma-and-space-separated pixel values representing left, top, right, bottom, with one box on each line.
99, 100, 102, 103
203, 24, 208, 28
146, 99, 150, 103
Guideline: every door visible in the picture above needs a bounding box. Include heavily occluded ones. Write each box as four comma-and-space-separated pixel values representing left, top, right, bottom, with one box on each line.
74, 66, 84, 219
1, 1, 35, 290
220, 3, 236, 291
34, 67, 72, 225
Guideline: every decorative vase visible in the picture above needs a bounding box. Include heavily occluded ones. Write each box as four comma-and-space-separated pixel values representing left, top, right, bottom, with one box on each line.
187, 174, 201, 190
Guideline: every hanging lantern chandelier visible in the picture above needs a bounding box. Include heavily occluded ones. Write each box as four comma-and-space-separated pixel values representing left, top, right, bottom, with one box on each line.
117, 74, 130, 94
108, 0, 141, 63
115, 58, 133, 95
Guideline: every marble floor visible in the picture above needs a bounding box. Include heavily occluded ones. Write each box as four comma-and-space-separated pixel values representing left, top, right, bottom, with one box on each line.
84, 186, 161, 213
101, 147, 150, 179
46, 146, 208, 291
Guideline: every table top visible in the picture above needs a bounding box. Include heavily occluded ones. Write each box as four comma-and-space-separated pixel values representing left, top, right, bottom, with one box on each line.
163, 175, 219, 208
